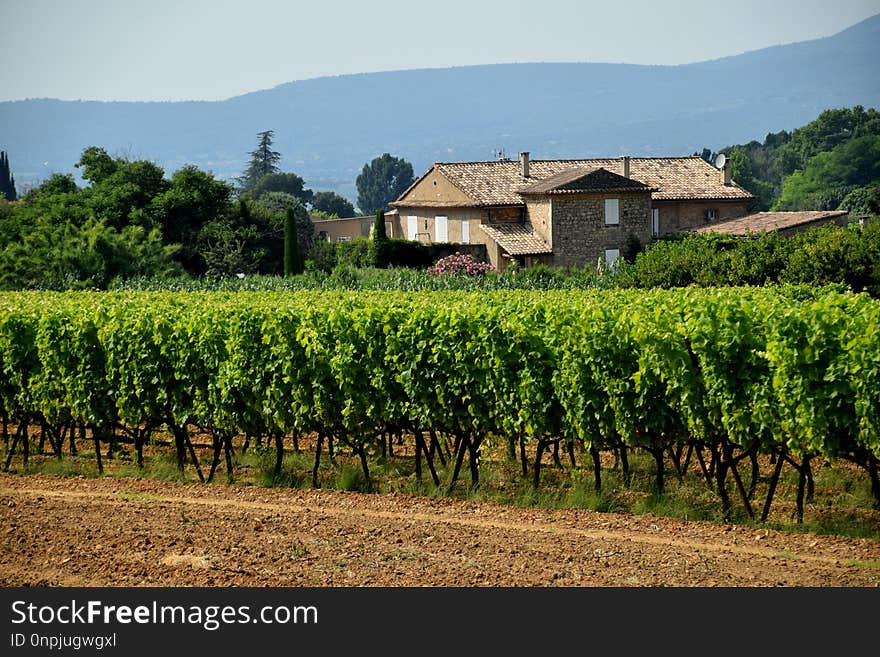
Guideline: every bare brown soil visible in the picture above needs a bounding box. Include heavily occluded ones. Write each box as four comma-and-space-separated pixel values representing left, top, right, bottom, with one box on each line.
1, 472, 879, 587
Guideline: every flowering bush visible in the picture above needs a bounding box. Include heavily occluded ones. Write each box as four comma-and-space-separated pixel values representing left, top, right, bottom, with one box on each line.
428, 253, 496, 276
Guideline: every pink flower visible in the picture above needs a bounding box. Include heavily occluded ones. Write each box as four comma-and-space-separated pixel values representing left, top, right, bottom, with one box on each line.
428, 254, 495, 276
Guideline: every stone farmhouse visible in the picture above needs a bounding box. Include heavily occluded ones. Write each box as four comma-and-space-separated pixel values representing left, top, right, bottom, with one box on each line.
389, 152, 754, 270
315, 152, 849, 270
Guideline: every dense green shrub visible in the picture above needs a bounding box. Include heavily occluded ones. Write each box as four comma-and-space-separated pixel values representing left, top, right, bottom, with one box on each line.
619, 220, 880, 295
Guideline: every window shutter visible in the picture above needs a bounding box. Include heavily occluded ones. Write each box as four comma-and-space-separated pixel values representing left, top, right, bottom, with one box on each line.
605, 198, 620, 225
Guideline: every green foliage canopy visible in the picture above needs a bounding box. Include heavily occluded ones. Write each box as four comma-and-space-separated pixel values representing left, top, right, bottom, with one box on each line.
249, 172, 313, 205
355, 153, 414, 215
311, 191, 354, 218
774, 135, 880, 211
718, 106, 880, 212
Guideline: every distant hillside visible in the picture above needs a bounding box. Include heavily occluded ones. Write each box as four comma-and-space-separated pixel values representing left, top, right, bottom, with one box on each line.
2, 13, 879, 203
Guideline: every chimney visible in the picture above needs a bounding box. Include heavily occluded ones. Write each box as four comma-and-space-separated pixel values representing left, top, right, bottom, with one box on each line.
722, 161, 731, 186
622, 156, 631, 179
520, 151, 530, 178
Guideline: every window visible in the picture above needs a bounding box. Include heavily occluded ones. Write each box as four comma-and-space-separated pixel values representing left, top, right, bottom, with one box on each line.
435, 216, 448, 242
461, 220, 470, 244
407, 216, 418, 241
605, 248, 620, 268
705, 208, 717, 222
605, 198, 619, 225
651, 208, 660, 237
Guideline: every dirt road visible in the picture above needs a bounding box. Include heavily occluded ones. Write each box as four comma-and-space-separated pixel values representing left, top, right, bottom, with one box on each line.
1, 473, 878, 587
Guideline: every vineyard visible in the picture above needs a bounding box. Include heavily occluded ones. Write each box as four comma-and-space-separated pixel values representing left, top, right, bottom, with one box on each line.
1, 287, 879, 525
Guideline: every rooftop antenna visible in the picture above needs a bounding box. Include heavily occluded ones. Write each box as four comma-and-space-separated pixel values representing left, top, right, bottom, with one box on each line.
714, 153, 727, 170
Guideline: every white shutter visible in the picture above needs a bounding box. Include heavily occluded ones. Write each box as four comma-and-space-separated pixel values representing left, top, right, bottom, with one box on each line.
461, 220, 470, 244
605, 198, 620, 225
435, 216, 448, 242
407, 216, 418, 240
651, 208, 660, 237
605, 248, 620, 268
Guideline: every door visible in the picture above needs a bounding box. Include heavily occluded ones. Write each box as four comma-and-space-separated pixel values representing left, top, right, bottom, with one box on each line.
435, 216, 448, 242
407, 216, 418, 241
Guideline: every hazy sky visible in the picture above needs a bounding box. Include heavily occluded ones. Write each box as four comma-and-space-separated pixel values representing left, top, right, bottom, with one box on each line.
2, 0, 879, 102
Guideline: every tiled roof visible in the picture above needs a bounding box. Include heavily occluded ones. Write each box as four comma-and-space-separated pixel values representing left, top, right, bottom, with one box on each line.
398, 157, 753, 206
311, 215, 373, 225
479, 223, 552, 255
692, 210, 850, 236
519, 167, 653, 195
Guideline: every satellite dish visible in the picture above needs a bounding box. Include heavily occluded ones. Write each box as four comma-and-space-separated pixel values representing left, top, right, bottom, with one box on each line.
714, 153, 727, 170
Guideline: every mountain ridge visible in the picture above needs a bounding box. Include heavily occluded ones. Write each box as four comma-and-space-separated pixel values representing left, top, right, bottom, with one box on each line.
2, 13, 878, 202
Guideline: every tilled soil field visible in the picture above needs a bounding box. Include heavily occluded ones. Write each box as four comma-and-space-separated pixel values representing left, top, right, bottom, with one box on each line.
1, 472, 879, 587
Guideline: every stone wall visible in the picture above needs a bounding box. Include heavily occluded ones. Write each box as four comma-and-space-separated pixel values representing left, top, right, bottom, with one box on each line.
655, 200, 751, 235
548, 192, 651, 269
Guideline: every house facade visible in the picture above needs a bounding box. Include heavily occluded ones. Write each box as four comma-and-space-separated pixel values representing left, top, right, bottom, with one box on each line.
389, 153, 755, 270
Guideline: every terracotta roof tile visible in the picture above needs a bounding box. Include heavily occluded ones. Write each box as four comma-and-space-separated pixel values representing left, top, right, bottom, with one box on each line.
692, 210, 850, 236
410, 157, 753, 206
479, 223, 552, 255
519, 167, 653, 195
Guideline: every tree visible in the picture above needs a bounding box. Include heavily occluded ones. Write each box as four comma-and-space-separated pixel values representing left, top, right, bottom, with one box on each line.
0, 183, 180, 291
74, 147, 169, 230
311, 191, 354, 218
146, 165, 231, 272
256, 191, 300, 215
199, 198, 278, 276
774, 106, 880, 179
284, 207, 303, 276
693, 148, 714, 163
253, 192, 313, 254
199, 219, 264, 278
289, 198, 314, 257
774, 135, 880, 211
369, 209, 390, 268
238, 130, 282, 192
839, 185, 880, 218
249, 172, 313, 204
373, 208, 387, 241
0, 151, 17, 201
355, 153, 414, 215
726, 146, 774, 210
75, 146, 119, 185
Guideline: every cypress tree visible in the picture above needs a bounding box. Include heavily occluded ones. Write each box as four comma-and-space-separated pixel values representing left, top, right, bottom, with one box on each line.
0, 151, 17, 201
0, 152, 8, 199
373, 208, 387, 240
283, 207, 303, 276
371, 209, 389, 268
